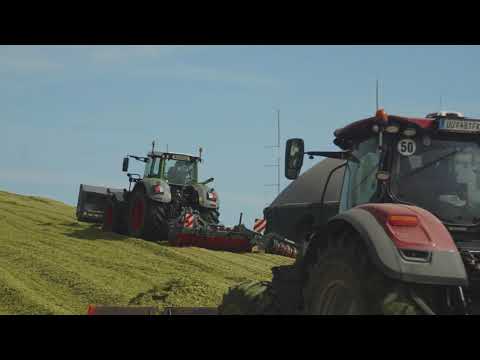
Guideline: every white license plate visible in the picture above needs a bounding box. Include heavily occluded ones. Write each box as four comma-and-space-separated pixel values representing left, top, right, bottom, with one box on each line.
171, 154, 190, 161
439, 119, 480, 133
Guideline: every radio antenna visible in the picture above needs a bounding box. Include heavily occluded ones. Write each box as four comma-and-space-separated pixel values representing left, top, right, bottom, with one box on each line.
376, 79, 379, 111
264, 109, 281, 196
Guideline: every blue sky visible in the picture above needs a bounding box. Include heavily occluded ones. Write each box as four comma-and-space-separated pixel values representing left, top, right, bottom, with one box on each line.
1, 45, 480, 227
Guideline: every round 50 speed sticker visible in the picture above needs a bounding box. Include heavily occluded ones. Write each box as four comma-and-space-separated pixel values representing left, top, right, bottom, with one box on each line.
397, 138, 416, 156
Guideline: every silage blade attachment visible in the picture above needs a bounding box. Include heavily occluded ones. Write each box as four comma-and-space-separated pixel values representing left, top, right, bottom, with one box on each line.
76, 184, 123, 223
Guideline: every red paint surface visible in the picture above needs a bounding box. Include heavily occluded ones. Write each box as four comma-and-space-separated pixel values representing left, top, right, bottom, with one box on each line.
105, 206, 113, 227
131, 198, 144, 231
209, 192, 217, 202
357, 203, 458, 252
172, 232, 252, 252
334, 115, 434, 139
254, 218, 267, 233
87, 304, 96, 315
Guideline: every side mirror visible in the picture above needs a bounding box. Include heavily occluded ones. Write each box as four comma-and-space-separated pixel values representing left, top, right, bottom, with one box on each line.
202, 177, 214, 185
285, 138, 305, 180
122, 157, 129, 172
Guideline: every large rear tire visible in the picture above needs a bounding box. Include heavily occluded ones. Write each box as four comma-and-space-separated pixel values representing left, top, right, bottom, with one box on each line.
127, 188, 169, 241
303, 232, 384, 315
302, 232, 428, 315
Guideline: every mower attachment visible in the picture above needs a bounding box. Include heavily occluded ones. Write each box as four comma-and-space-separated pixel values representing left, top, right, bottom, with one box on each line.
168, 212, 298, 257
170, 224, 254, 252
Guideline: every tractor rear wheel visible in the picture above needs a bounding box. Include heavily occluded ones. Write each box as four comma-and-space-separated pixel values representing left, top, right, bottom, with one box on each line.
127, 189, 169, 241
102, 197, 126, 234
302, 232, 427, 315
303, 233, 382, 315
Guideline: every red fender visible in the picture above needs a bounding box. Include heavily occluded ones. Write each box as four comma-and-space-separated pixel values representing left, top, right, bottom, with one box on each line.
326, 203, 467, 286
358, 204, 458, 252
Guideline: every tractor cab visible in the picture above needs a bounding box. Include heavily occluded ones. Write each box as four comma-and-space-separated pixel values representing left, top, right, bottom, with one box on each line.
286, 110, 480, 231
122, 151, 201, 188
144, 152, 200, 186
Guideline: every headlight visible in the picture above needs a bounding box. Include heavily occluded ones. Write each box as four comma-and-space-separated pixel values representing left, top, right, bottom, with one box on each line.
207, 191, 217, 201
153, 184, 164, 194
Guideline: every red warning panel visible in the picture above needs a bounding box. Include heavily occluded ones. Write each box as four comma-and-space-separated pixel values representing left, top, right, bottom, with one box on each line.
184, 213, 194, 228
254, 218, 266, 233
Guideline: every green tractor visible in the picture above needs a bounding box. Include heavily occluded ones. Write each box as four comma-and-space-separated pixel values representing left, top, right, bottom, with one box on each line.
78, 146, 220, 241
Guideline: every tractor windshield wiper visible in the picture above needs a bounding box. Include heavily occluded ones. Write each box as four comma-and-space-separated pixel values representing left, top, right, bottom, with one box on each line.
401, 149, 460, 179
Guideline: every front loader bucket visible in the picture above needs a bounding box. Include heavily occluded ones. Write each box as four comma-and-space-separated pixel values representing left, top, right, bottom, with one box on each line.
76, 184, 123, 223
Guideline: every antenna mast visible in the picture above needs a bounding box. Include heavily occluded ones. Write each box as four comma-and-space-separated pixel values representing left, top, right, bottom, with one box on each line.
376, 79, 379, 111
264, 109, 281, 198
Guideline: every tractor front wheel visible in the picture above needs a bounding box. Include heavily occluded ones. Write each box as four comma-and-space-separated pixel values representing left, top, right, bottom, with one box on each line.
103, 197, 127, 234
128, 189, 169, 241
128, 190, 148, 238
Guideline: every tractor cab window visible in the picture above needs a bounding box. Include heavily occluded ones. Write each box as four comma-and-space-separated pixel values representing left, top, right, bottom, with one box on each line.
391, 135, 480, 225
165, 159, 197, 185
340, 137, 380, 211
151, 157, 162, 177
144, 158, 153, 177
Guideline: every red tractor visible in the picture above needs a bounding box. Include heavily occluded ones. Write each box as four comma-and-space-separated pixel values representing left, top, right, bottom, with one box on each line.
228, 109, 480, 315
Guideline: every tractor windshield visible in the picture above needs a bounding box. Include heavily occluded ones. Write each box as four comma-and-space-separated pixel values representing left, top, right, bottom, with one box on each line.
391, 135, 480, 225
165, 159, 198, 185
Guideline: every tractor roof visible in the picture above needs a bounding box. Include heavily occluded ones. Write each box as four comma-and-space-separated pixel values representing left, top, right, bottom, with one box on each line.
334, 109, 480, 148
148, 151, 200, 160
334, 113, 433, 140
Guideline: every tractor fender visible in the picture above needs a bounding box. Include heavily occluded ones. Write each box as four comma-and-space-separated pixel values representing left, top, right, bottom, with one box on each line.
132, 180, 172, 204
191, 183, 219, 209
325, 205, 468, 287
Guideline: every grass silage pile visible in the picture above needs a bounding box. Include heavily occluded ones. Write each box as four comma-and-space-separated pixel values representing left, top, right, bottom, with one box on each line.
0, 190, 293, 314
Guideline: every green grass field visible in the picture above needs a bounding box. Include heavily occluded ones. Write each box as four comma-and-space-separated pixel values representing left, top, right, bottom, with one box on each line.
0, 190, 293, 315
